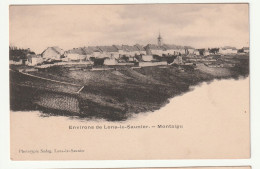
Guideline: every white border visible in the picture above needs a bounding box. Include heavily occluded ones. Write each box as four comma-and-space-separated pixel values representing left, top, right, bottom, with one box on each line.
1, 0, 259, 169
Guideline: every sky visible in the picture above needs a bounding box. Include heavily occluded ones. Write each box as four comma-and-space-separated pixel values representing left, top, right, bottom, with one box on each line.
9, 4, 249, 54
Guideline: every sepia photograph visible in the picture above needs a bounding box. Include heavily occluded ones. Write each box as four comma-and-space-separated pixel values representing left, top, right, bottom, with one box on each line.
9, 3, 250, 160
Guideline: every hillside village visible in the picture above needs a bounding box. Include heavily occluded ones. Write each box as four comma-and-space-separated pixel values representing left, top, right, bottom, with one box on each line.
9, 34, 249, 70
9, 34, 250, 120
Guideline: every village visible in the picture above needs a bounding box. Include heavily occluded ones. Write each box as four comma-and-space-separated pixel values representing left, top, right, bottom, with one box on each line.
9, 34, 250, 120
9, 34, 249, 72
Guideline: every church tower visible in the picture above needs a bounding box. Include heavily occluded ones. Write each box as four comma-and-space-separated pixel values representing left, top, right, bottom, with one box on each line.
157, 32, 162, 46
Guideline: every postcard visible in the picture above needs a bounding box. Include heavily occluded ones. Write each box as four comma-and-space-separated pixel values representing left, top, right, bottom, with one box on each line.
9, 4, 250, 160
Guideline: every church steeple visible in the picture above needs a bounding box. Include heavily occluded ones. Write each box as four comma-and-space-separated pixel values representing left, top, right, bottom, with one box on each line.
158, 32, 162, 46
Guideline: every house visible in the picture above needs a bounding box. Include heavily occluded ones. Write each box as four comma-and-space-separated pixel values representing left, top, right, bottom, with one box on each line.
219, 46, 237, 54
144, 44, 164, 56
162, 44, 181, 55
204, 49, 210, 56
113, 44, 146, 58
81, 47, 96, 59
42, 46, 64, 60
121, 45, 140, 57
194, 49, 200, 56
242, 47, 249, 53
184, 46, 195, 55
177, 46, 186, 55
65, 48, 88, 61
173, 55, 183, 64
113, 45, 124, 58
104, 58, 118, 65
84, 46, 102, 59
139, 54, 167, 67
97, 46, 119, 59
27, 54, 43, 66
134, 44, 146, 55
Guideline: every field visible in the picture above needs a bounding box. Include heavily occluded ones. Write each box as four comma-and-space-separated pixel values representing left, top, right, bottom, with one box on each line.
10, 55, 249, 121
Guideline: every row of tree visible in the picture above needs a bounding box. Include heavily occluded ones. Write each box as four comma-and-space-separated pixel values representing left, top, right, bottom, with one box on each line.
9, 46, 35, 61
